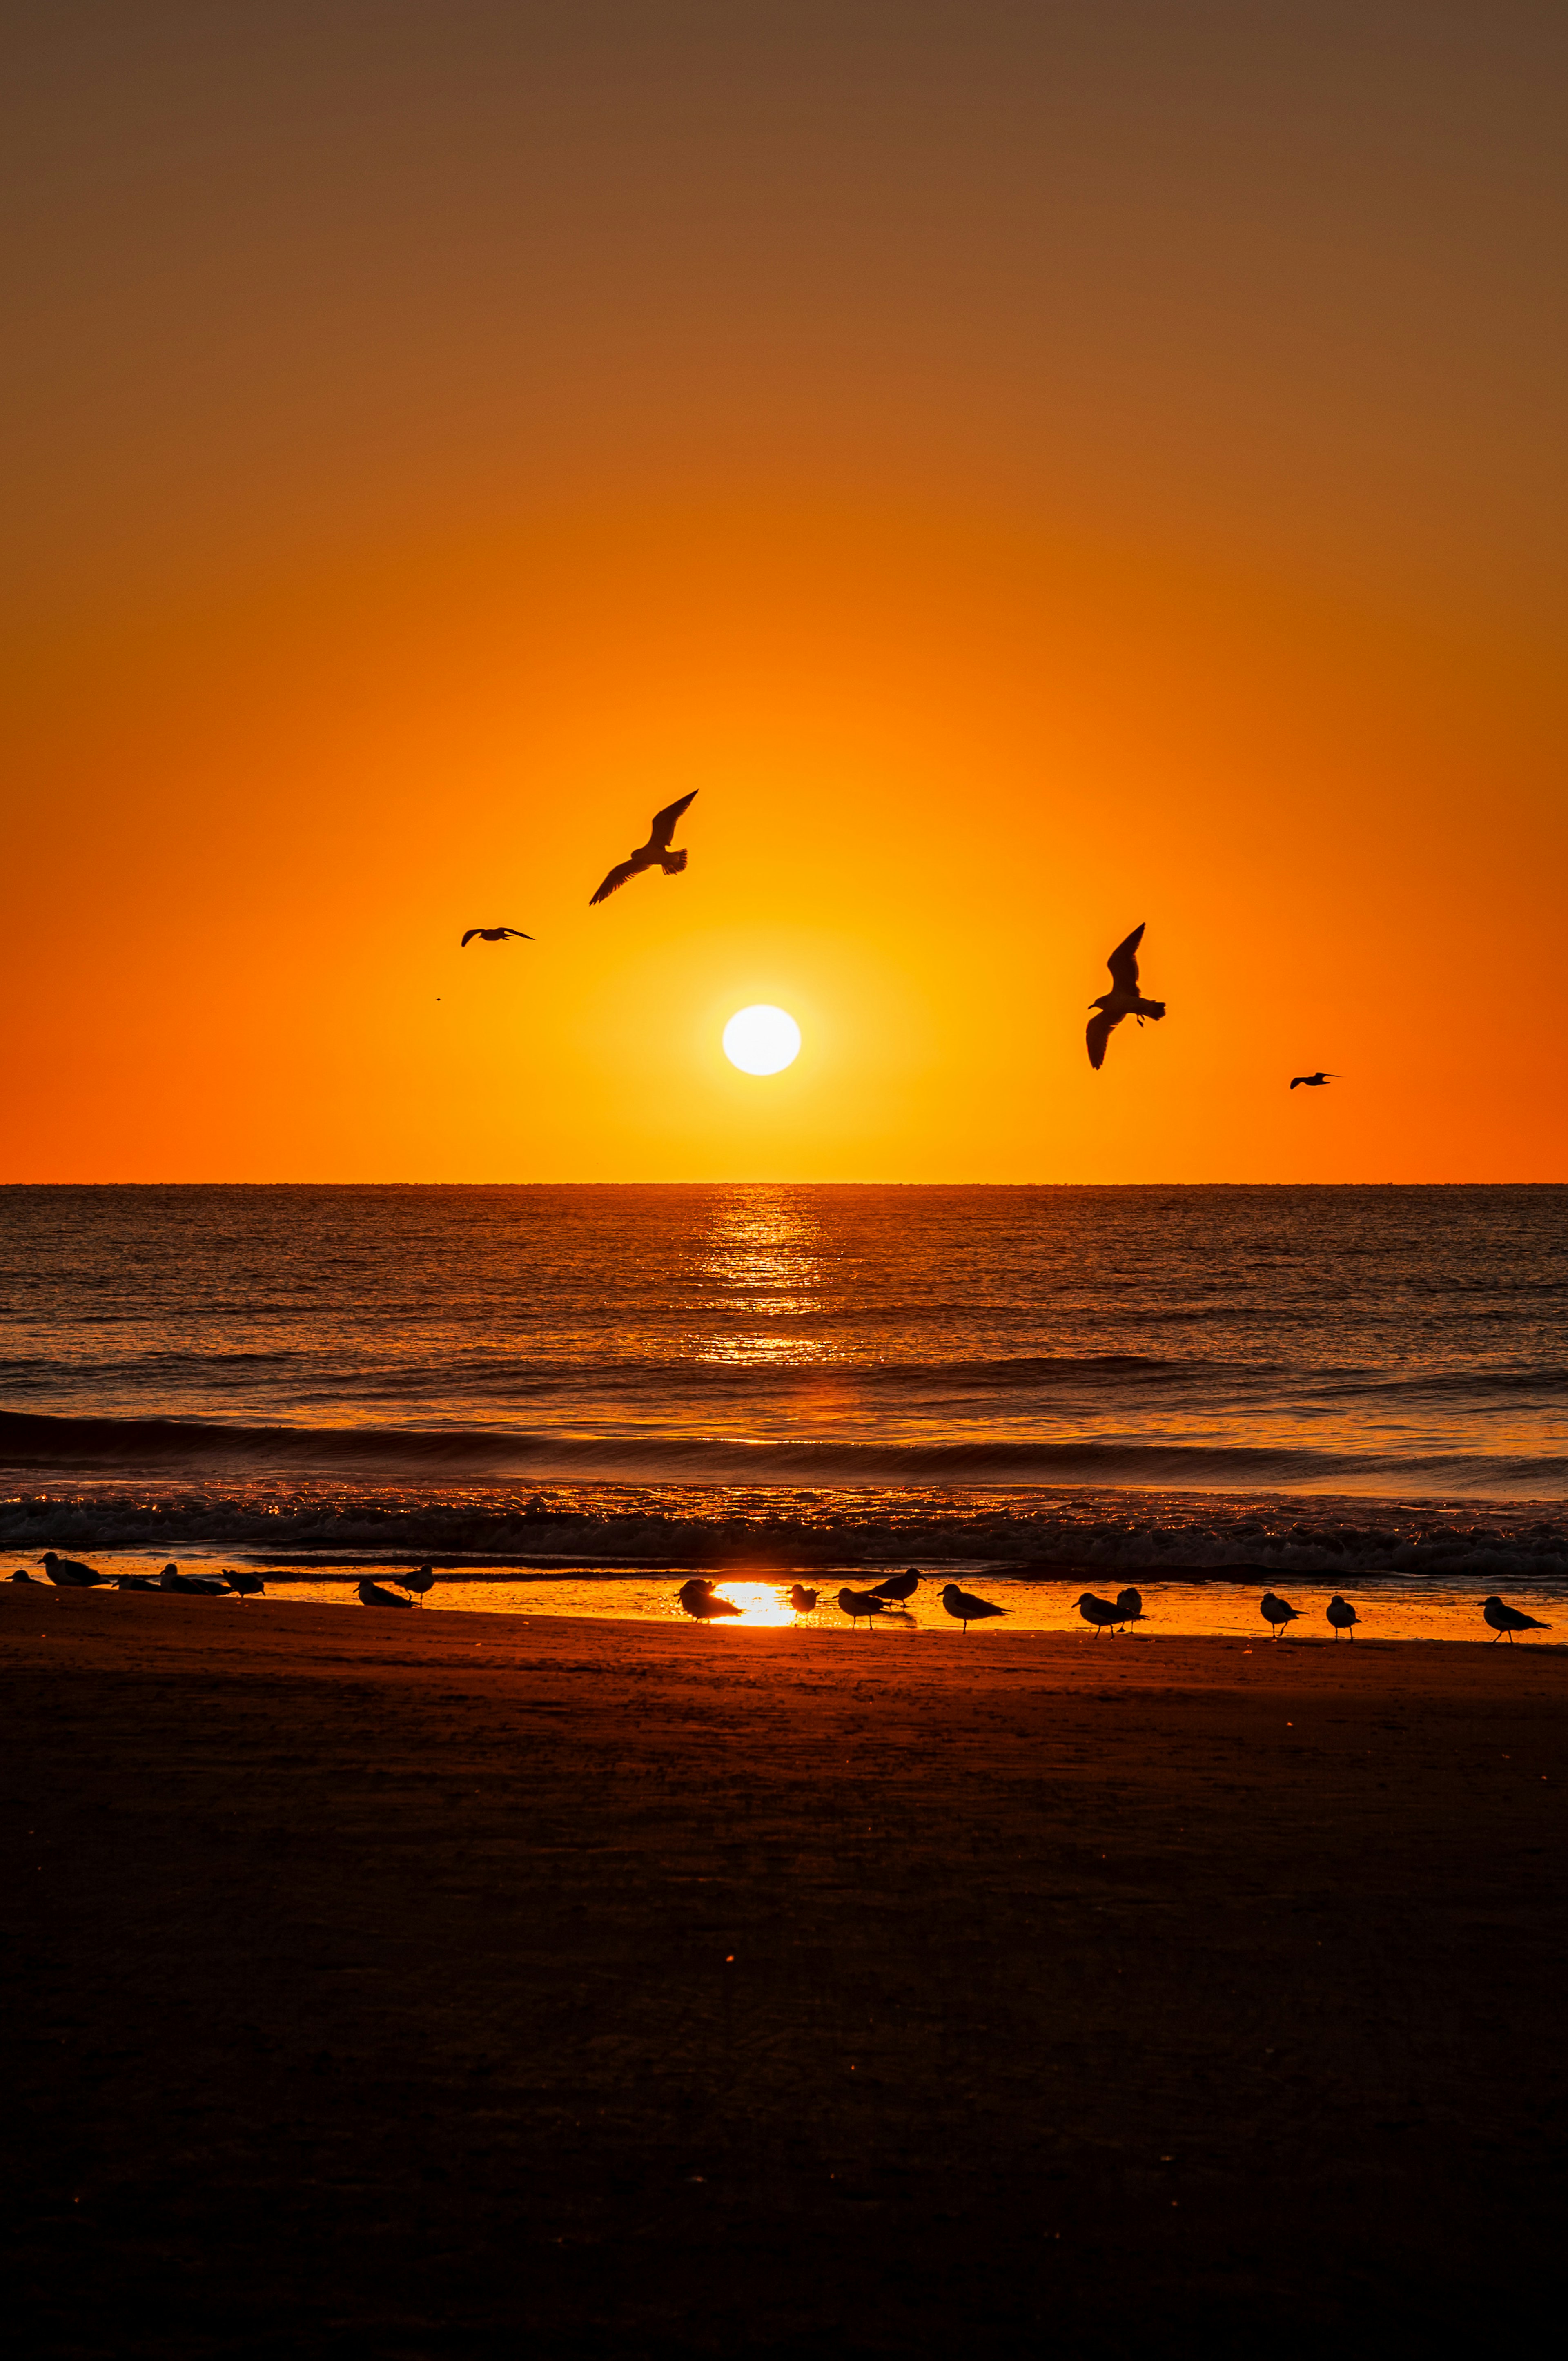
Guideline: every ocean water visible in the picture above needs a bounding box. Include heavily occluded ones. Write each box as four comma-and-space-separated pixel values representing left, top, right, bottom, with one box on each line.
2, 1184, 1566, 1583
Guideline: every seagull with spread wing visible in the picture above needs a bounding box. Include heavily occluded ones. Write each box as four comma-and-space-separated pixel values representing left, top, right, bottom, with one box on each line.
590, 792, 698, 905
1289, 1072, 1338, 1090
1086, 924, 1166, 1069
461, 927, 532, 947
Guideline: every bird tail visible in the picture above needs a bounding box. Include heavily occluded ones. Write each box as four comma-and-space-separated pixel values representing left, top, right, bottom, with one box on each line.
661, 848, 689, 875
1137, 998, 1166, 1021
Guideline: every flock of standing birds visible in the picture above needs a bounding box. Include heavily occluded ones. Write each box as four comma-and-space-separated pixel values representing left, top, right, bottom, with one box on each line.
461, 790, 1340, 1085
13, 1553, 1552, 1640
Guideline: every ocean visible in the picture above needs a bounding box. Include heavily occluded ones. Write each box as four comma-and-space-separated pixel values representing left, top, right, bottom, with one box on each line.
3, 1184, 1567, 1604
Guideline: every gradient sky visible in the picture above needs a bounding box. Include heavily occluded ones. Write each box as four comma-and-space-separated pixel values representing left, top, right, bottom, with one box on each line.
5, 1, 1565, 1181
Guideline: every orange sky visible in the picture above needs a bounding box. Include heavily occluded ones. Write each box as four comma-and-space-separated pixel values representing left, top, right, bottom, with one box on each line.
5, 2, 1565, 1181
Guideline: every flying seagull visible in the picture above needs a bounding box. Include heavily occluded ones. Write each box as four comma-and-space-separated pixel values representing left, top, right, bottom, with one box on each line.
1260, 1592, 1301, 1638
941, 1582, 1006, 1632
461, 927, 532, 947
1289, 1072, 1339, 1090
1482, 1595, 1551, 1644
1087, 924, 1166, 1070
590, 791, 697, 905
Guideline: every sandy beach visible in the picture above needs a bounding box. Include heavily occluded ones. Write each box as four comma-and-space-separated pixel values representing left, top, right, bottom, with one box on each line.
4, 1588, 1565, 2357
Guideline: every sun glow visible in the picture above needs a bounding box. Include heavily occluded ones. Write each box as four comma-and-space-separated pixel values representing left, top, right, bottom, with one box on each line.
722, 1005, 802, 1076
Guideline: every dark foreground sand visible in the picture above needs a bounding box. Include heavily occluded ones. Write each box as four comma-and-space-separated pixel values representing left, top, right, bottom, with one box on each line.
4, 1592, 1565, 2360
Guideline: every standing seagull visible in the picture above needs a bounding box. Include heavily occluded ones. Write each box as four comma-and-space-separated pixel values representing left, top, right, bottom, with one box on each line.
1086, 924, 1166, 1070
461, 927, 532, 947
837, 1586, 888, 1630
1115, 1586, 1145, 1631
1326, 1595, 1360, 1640
677, 1577, 742, 1621
941, 1582, 1006, 1632
1289, 1072, 1339, 1090
1482, 1596, 1551, 1644
1076, 1591, 1121, 1634
786, 1584, 820, 1617
871, 1569, 920, 1605
1260, 1592, 1301, 1639
590, 792, 698, 905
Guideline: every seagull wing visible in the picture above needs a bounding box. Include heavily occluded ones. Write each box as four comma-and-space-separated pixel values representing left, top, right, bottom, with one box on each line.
461, 929, 480, 947
1106, 923, 1145, 993
1086, 1010, 1114, 1069
648, 790, 697, 850
590, 860, 639, 906
499, 928, 533, 939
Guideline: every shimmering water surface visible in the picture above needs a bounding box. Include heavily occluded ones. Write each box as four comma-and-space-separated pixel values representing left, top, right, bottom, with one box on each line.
3, 1185, 1566, 1586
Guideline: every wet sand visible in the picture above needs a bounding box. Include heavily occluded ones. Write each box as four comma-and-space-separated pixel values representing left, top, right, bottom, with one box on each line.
4, 1590, 1565, 2358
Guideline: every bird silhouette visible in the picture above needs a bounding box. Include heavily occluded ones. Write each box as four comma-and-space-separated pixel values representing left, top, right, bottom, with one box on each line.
1076, 1591, 1121, 1633
871, 1568, 920, 1604
1289, 1072, 1339, 1090
10, 1568, 41, 1582
402, 1563, 435, 1605
786, 1584, 820, 1616
225, 1568, 266, 1599
1260, 1592, 1301, 1638
838, 1586, 888, 1629
461, 927, 532, 947
1326, 1595, 1360, 1639
1115, 1585, 1145, 1630
941, 1582, 1006, 1631
160, 1563, 230, 1595
39, 1552, 109, 1587
1087, 924, 1166, 1069
1482, 1595, 1551, 1643
116, 1574, 161, 1590
677, 1577, 742, 1620
358, 1576, 414, 1608
590, 792, 697, 904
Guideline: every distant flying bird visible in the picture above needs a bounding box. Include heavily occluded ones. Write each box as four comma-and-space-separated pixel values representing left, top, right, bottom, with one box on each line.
871, 1568, 920, 1604
359, 1576, 414, 1608
39, 1552, 109, 1588
677, 1577, 742, 1620
1076, 1591, 1121, 1633
1326, 1595, 1360, 1640
1482, 1595, 1551, 1644
1290, 1072, 1339, 1090
786, 1585, 820, 1616
225, 1568, 266, 1599
461, 927, 532, 947
1260, 1592, 1301, 1638
838, 1586, 888, 1629
1087, 924, 1166, 1070
941, 1582, 1006, 1632
590, 791, 697, 905
1115, 1586, 1145, 1630
402, 1563, 435, 1605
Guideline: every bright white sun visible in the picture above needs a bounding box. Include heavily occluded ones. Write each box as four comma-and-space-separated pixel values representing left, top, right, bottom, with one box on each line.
722, 1004, 801, 1075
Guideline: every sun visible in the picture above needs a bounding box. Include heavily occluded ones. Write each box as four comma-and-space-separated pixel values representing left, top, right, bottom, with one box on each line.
722, 1005, 801, 1075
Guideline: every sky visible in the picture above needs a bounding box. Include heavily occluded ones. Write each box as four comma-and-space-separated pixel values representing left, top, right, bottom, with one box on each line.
4, 0, 1565, 1183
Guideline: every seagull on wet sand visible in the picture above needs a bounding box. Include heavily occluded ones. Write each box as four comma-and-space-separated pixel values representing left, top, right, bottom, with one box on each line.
160, 1563, 231, 1595
941, 1582, 1006, 1632
359, 1576, 414, 1608
786, 1585, 820, 1616
402, 1563, 435, 1605
1482, 1595, 1551, 1644
1076, 1591, 1122, 1634
116, 1575, 161, 1590
1116, 1586, 1145, 1631
461, 927, 532, 947
1260, 1592, 1301, 1638
590, 791, 698, 905
871, 1569, 920, 1604
838, 1586, 888, 1629
39, 1552, 110, 1587
225, 1568, 266, 1599
1290, 1072, 1339, 1090
1326, 1595, 1360, 1639
678, 1577, 742, 1621
1086, 924, 1166, 1070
